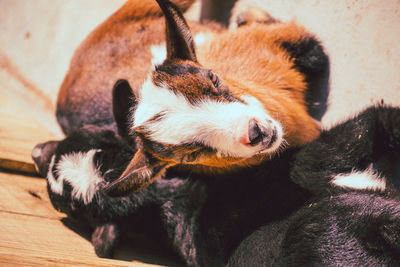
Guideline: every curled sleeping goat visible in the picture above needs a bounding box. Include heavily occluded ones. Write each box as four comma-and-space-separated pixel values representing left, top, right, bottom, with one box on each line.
33, 104, 400, 266
32, 125, 185, 258
56, 0, 329, 196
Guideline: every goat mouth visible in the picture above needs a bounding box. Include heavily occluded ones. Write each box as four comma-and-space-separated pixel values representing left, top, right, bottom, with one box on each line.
256, 129, 282, 156
259, 129, 277, 149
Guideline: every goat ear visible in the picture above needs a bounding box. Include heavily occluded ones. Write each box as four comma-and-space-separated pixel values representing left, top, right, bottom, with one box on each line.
112, 79, 136, 139
156, 0, 197, 62
101, 149, 172, 197
31, 140, 60, 176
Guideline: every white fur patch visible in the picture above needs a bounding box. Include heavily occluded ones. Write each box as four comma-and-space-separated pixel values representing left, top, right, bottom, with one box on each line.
47, 149, 103, 204
150, 44, 167, 67
193, 32, 213, 47
134, 77, 283, 158
150, 33, 213, 67
331, 166, 386, 191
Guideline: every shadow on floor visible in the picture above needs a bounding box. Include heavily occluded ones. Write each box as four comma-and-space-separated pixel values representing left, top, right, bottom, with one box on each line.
61, 217, 184, 266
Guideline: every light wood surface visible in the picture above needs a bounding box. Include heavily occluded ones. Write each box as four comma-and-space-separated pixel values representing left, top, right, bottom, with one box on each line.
0, 172, 182, 266
0, 92, 59, 174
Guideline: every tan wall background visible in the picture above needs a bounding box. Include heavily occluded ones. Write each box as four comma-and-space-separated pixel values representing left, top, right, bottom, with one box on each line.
1, 0, 399, 137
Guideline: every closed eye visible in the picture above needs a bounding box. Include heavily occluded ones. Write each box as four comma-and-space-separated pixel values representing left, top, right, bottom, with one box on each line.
209, 72, 220, 87
206, 71, 242, 103
208, 72, 222, 95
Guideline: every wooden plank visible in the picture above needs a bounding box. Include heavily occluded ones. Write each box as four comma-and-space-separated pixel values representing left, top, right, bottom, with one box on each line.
0, 212, 159, 267
0, 172, 61, 219
0, 92, 60, 174
0, 172, 182, 266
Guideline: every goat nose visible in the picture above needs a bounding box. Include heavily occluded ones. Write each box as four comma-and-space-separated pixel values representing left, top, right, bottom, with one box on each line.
248, 119, 273, 146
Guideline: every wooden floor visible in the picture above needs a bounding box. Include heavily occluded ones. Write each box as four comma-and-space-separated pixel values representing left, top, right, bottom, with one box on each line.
0, 92, 181, 266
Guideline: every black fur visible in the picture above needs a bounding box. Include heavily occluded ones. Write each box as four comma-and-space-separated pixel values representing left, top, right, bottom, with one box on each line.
291, 105, 400, 196
34, 126, 177, 257
281, 37, 330, 120
91, 223, 120, 258
280, 192, 400, 266
112, 79, 137, 139
33, 105, 400, 266
229, 192, 400, 266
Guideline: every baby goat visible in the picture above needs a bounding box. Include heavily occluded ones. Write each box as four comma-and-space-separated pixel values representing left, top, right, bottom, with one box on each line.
32, 125, 183, 258
33, 104, 400, 266
56, 0, 329, 196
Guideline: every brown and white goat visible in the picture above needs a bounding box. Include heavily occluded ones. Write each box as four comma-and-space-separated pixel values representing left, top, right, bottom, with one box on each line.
56, 0, 329, 196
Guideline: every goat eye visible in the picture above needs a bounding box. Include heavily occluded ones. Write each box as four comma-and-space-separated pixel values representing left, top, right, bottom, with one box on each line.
208, 72, 221, 94
208, 72, 218, 86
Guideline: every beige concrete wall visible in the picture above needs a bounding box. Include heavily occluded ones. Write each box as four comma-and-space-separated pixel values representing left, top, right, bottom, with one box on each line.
0, 0, 125, 136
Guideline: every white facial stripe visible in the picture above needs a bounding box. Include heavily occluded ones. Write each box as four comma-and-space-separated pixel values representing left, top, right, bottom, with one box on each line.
134, 77, 176, 126
134, 78, 283, 158
47, 149, 103, 204
331, 166, 386, 191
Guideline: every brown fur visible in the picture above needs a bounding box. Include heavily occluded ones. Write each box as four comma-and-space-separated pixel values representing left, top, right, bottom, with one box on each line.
197, 22, 321, 147
152, 60, 239, 104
